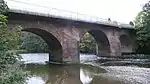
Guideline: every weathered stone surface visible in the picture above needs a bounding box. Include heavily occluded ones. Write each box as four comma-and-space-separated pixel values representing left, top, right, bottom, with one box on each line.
7, 12, 135, 63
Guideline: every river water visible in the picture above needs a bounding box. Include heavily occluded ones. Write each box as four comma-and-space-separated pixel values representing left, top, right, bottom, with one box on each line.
21, 53, 150, 84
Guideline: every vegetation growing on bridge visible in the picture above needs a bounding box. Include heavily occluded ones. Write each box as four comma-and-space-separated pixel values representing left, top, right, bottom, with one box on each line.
135, 1, 150, 54
0, 0, 27, 84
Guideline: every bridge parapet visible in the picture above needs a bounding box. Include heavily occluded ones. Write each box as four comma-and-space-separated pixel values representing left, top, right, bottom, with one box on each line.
6, 0, 134, 29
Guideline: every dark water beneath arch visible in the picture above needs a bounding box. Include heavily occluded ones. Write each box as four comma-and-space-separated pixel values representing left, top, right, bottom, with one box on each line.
21, 53, 150, 84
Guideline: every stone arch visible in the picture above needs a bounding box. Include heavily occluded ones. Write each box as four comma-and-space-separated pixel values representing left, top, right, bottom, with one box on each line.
80, 29, 111, 56
119, 34, 132, 53
22, 28, 63, 62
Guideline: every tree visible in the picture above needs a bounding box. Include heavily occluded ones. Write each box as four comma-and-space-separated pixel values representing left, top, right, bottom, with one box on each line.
0, 0, 8, 14
20, 32, 49, 53
135, 1, 150, 53
0, 0, 26, 83
143, 1, 150, 12
80, 33, 97, 54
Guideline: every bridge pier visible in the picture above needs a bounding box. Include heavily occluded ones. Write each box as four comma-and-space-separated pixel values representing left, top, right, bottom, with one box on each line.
108, 35, 122, 56
61, 40, 80, 63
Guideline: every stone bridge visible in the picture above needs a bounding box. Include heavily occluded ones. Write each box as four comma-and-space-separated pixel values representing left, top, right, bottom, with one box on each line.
7, 9, 135, 63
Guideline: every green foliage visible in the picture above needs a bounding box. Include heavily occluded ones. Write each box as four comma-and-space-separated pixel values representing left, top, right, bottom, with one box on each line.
80, 32, 97, 54
135, 1, 150, 53
0, 65, 27, 84
20, 32, 49, 53
0, 0, 27, 84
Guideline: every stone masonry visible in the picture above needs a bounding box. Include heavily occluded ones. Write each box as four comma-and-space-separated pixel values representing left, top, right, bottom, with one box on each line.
7, 10, 135, 63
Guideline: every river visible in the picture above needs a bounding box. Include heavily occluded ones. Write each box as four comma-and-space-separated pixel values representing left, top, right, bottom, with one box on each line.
21, 53, 150, 84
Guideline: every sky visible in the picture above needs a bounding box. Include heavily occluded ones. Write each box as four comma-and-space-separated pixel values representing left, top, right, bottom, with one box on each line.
5, 0, 149, 24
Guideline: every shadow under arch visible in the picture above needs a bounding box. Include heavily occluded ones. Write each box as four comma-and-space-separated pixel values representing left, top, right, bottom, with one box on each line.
119, 35, 132, 53
22, 28, 63, 62
80, 30, 110, 56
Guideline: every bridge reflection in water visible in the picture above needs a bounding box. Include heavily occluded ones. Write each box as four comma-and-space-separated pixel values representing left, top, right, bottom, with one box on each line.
21, 53, 150, 84
25, 64, 123, 84
22, 53, 122, 84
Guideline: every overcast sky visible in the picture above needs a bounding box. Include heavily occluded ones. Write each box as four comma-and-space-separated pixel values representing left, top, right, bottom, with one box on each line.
5, 0, 149, 24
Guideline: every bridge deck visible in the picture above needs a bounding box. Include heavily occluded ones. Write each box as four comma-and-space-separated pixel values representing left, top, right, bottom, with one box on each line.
6, 0, 134, 29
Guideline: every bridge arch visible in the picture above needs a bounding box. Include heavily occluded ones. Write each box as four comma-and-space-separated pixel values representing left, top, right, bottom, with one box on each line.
119, 34, 132, 53
80, 29, 110, 56
22, 28, 63, 62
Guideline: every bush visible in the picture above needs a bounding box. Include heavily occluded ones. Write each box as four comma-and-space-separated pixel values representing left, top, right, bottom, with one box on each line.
0, 0, 27, 84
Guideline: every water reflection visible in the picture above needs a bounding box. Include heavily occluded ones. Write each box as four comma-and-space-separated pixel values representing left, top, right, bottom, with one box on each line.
27, 77, 45, 84
80, 68, 93, 84
21, 53, 150, 84
24, 64, 125, 84
24, 64, 83, 84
